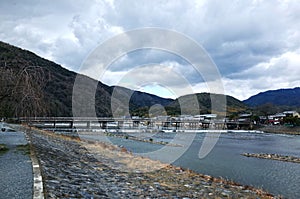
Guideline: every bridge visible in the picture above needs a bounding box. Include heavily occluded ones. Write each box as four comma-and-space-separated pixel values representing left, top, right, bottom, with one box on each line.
18, 117, 253, 131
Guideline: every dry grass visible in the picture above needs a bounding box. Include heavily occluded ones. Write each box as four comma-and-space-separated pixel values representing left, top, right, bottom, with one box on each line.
82, 140, 169, 173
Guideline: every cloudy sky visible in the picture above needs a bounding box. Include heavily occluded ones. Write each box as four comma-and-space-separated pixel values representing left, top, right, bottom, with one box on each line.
1, 0, 300, 100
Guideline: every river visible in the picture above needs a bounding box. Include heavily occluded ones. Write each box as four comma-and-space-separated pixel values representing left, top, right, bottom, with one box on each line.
80, 130, 300, 198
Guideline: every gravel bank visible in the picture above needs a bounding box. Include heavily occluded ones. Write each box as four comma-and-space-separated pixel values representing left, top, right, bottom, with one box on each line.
242, 153, 300, 164
258, 126, 300, 135
23, 126, 278, 198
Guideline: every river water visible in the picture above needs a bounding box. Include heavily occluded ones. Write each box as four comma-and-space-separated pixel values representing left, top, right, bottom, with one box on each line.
81, 131, 300, 198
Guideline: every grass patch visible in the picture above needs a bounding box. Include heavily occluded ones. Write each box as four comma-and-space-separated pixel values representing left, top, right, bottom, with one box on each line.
0, 144, 9, 154
16, 144, 31, 155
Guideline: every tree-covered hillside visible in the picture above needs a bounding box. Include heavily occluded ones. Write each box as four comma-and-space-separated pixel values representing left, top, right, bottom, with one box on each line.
0, 41, 250, 118
244, 88, 300, 107
165, 93, 247, 116
0, 41, 173, 117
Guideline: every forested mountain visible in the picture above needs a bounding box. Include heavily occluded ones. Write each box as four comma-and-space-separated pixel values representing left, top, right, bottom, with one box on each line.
244, 87, 300, 107
0, 41, 171, 117
0, 41, 249, 118
166, 93, 247, 116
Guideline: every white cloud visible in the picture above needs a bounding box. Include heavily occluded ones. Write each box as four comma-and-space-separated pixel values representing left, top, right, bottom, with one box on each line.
222, 50, 300, 100
101, 63, 197, 98
0, 0, 300, 100
230, 50, 300, 80
0, 0, 122, 71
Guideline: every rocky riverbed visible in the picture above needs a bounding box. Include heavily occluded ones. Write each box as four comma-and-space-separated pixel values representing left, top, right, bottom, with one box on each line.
242, 153, 300, 164
21, 126, 279, 198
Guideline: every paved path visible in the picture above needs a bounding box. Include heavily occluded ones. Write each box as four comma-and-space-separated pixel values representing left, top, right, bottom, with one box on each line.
0, 123, 33, 199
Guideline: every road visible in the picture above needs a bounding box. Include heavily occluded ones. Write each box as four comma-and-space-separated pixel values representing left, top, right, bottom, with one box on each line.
0, 123, 33, 199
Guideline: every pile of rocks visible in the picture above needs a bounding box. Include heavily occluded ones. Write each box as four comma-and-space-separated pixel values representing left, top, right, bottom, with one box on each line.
26, 128, 277, 198
242, 153, 300, 164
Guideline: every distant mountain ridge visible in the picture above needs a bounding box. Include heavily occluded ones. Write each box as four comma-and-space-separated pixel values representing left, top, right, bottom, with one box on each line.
166, 93, 247, 116
244, 87, 300, 107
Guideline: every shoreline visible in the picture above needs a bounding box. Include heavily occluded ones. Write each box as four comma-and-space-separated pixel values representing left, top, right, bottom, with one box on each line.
18, 125, 278, 198
257, 126, 300, 135
37, 125, 300, 136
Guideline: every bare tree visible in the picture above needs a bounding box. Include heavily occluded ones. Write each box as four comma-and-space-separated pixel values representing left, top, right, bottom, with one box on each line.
0, 65, 49, 117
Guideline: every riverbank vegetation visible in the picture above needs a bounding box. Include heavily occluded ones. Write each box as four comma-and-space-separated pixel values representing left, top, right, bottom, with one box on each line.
0, 144, 8, 153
